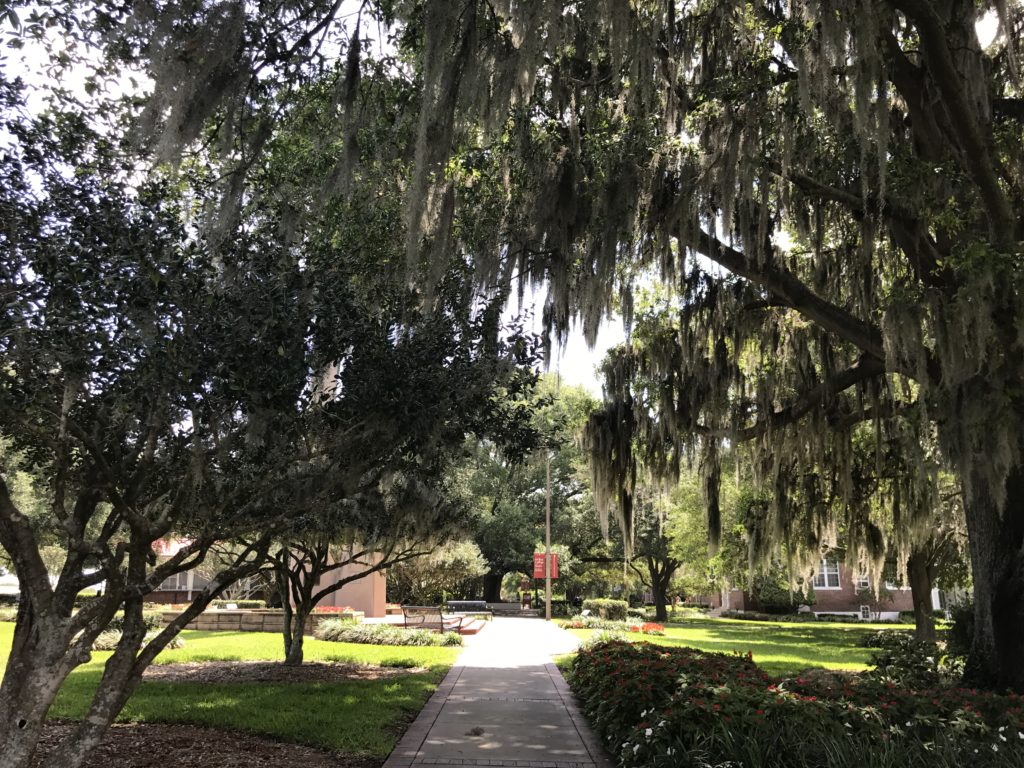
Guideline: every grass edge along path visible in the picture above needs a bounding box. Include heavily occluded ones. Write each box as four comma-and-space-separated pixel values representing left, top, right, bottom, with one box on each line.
0, 623, 460, 758
566, 616, 917, 676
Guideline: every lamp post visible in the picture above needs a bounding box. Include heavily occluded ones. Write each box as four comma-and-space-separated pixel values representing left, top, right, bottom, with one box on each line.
545, 450, 552, 621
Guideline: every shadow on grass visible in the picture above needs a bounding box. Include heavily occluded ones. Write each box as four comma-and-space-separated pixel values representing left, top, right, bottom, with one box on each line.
50, 664, 451, 757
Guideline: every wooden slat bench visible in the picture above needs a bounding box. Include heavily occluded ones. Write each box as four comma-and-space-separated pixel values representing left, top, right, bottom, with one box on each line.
401, 605, 463, 633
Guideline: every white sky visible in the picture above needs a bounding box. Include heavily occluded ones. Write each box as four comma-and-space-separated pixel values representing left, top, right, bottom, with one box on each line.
503, 285, 626, 397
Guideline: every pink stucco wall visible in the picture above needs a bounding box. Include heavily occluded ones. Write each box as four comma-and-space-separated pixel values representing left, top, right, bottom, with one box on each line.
313, 554, 387, 618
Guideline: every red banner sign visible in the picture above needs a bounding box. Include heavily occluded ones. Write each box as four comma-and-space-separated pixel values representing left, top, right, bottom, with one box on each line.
533, 552, 559, 579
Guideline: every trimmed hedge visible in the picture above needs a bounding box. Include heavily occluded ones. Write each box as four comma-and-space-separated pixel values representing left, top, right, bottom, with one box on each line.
210, 599, 267, 609
313, 619, 463, 647
582, 598, 629, 621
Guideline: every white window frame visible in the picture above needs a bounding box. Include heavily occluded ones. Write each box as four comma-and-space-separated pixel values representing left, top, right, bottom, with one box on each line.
158, 572, 189, 592
855, 573, 871, 591
812, 559, 841, 590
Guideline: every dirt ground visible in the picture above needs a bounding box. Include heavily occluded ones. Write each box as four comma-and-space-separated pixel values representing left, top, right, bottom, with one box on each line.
141, 660, 423, 684
29, 662, 424, 767
33, 723, 379, 768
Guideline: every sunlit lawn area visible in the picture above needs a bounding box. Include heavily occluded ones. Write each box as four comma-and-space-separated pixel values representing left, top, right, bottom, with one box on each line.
0, 623, 459, 757
567, 616, 915, 676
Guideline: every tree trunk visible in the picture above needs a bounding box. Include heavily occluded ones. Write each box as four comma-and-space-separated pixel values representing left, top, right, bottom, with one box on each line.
0, 636, 81, 768
651, 577, 669, 622
962, 463, 1024, 691
0, 606, 97, 768
906, 550, 937, 643
482, 571, 503, 603
42, 615, 150, 768
283, 609, 307, 666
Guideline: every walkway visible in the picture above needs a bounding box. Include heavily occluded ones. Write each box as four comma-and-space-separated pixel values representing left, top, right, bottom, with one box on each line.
383, 617, 612, 768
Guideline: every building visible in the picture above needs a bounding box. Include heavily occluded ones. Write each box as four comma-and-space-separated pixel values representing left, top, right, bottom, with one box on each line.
702, 556, 942, 619
147, 539, 388, 617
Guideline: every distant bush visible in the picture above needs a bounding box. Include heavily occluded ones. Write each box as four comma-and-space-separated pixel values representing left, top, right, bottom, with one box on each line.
720, 610, 896, 624
313, 619, 462, 647
74, 593, 102, 609
582, 598, 628, 621
561, 616, 665, 635
858, 629, 913, 648
0, 606, 17, 622
107, 611, 164, 633
92, 630, 185, 652
210, 599, 267, 609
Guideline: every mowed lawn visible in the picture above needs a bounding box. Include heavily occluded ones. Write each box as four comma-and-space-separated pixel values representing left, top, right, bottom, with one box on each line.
567, 617, 914, 676
0, 623, 459, 757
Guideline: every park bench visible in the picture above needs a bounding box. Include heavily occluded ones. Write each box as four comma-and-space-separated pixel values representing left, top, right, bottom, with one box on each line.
401, 605, 464, 633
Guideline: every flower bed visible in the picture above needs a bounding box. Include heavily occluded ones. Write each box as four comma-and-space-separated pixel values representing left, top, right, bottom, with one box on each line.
560, 616, 664, 635
567, 640, 1024, 768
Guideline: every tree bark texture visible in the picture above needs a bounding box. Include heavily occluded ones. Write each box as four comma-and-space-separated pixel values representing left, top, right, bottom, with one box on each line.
906, 551, 937, 643
963, 464, 1024, 691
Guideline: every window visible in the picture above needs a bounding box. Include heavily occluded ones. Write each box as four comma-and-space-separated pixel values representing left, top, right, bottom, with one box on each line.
812, 559, 841, 589
855, 574, 871, 591
158, 572, 189, 592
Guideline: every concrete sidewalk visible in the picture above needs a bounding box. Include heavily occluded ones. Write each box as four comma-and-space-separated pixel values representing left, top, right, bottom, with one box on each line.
383, 617, 612, 768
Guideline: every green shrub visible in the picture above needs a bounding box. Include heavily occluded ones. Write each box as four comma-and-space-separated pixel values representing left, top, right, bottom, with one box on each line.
107, 611, 164, 633
210, 599, 267, 609
313, 619, 463, 647
92, 630, 185, 652
579, 630, 630, 650
864, 633, 943, 688
582, 598, 628, 621
73, 593, 102, 609
568, 640, 1024, 768
720, 609, 894, 624
0, 606, 17, 622
858, 629, 913, 648
563, 614, 630, 630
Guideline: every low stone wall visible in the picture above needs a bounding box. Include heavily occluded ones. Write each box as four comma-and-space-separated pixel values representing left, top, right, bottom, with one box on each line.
161, 608, 364, 635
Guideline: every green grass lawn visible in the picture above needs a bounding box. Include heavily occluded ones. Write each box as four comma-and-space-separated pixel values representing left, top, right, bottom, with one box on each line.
567, 616, 913, 676
0, 622, 459, 757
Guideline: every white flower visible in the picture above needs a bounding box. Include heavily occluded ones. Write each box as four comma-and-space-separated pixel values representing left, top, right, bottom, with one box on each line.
992, 744, 999, 752
1000, 734, 1007, 742
621, 742, 630, 749
844, 723, 852, 729
1019, 731, 1024, 740
633, 744, 641, 754
666, 748, 675, 756
1000, 726, 1007, 732
658, 720, 667, 728
905, 721, 912, 727
645, 728, 653, 738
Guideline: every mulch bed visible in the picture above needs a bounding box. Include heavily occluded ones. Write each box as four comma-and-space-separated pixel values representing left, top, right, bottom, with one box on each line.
141, 661, 423, 684
33, 723, 379, 768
